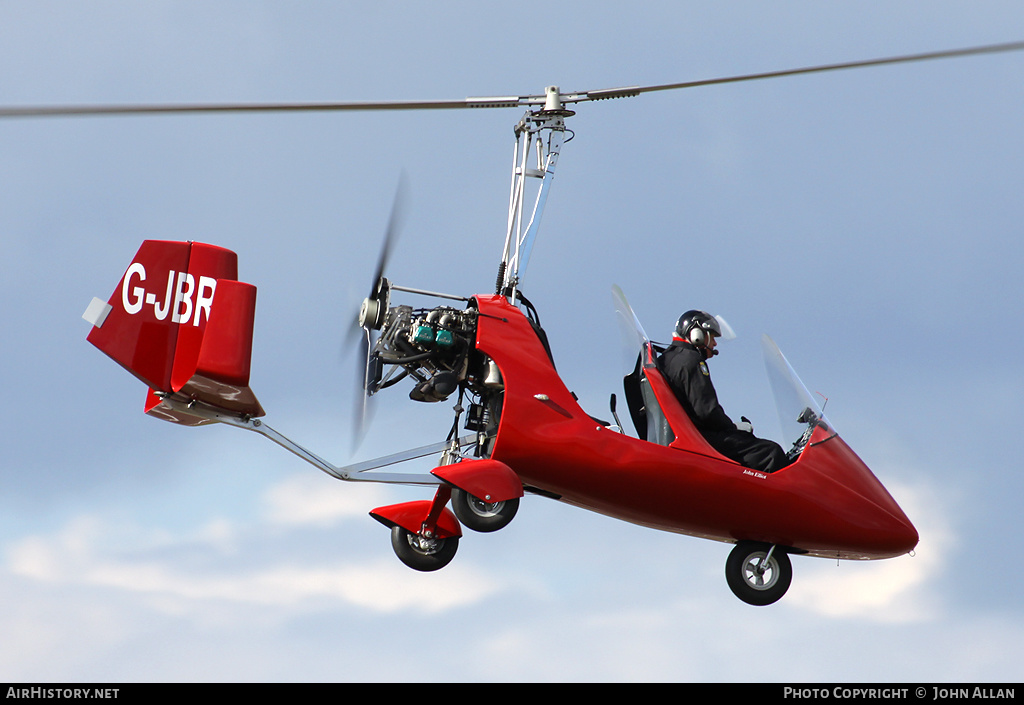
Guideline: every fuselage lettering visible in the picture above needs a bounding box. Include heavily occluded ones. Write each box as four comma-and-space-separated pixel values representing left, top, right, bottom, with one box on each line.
122, 262, 146, 314
120, 263, 216, 327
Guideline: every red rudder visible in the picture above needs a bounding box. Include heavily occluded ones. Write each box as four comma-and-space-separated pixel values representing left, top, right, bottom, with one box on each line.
84, 240, 264, 424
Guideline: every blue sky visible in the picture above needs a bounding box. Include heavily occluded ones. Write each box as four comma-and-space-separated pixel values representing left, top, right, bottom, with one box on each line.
1, 1, 1022, 682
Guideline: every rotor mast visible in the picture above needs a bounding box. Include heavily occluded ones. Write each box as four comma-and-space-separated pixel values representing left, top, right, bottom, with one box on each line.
497, 86, 574, 300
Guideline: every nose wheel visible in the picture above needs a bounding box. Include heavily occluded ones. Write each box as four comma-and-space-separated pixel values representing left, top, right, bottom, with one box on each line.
725, 541, 792, 606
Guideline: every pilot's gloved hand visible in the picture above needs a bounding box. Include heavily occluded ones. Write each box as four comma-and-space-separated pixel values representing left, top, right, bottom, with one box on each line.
736, 416, 754, 433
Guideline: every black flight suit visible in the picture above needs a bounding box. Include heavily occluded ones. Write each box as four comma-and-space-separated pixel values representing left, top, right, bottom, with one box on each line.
659, 339, 787, 473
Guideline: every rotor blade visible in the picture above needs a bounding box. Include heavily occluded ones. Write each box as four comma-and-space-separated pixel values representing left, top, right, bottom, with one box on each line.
6, 40, 1015, 120
0, 96, 545, 119
620, 40, 1024, 98
7, 40, 1021, 120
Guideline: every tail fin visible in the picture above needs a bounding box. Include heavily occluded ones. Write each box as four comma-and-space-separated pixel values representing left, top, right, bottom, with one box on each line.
84, 240, 264, 425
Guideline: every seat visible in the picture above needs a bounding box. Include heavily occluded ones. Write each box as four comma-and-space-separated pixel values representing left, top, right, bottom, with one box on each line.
624, 342, 737, 462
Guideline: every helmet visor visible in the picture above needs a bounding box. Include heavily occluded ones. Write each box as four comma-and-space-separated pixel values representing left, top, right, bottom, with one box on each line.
714, 314, 737, 341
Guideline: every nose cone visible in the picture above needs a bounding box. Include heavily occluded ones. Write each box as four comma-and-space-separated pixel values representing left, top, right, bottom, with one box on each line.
896, 516, 920, 554
860, 500, 919, 558
797, 434, 919, 559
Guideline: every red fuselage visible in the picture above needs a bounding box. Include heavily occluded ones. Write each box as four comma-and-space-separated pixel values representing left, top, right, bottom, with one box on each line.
474, 295, 918, 560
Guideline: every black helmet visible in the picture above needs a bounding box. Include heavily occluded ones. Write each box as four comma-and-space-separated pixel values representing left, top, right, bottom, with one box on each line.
675, 310, 722, 348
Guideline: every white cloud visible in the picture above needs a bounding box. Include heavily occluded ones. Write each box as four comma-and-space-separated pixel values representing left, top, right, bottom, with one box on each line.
2, 479, 1022, 682
4, 510, 504, 617
785, 478, 951, 622
260, 472, 392, 527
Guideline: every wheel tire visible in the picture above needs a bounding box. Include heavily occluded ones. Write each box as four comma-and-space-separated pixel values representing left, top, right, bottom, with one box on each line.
390, 526, 459, 572
451, 487, 519, 533
725, 541, 793, 606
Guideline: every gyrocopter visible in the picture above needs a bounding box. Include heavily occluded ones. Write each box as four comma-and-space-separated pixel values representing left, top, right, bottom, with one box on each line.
19, 41, 1019, 605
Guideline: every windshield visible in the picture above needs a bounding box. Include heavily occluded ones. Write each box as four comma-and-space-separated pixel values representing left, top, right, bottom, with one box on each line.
761, 334, 832, 447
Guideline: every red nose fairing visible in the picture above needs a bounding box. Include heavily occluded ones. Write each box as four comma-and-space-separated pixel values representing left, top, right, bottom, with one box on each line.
474, 295, 918, 560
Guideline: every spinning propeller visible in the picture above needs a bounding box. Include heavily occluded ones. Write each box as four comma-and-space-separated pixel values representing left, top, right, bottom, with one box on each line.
348, 176, 406, 452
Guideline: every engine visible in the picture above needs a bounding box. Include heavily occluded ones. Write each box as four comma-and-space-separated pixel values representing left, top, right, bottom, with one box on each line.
367, 302, 502, 402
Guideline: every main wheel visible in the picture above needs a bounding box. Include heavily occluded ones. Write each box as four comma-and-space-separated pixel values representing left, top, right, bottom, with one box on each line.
390, 526, 459, 572
450, 487, 519, 533
725, 541, 793, 606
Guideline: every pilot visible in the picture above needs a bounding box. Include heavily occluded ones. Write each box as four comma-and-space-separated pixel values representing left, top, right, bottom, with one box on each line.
660, 310, 787, 474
